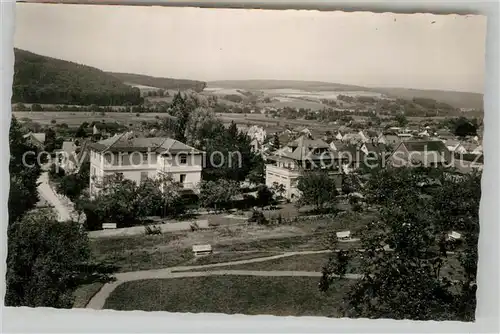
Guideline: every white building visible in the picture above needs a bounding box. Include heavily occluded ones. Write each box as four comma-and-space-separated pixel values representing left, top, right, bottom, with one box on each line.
265, 135, 342, 200
88, 132, 204, 196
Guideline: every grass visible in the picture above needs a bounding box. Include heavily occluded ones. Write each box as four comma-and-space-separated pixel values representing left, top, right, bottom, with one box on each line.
72, 282, 105, 308
90, 233, 193, 272
178, 252, 464, 281
217, 234, 322, 252
104, 276, 354, 317
90, 233, 184, 254
185, 251, 281, 266
177, 253, 329, 273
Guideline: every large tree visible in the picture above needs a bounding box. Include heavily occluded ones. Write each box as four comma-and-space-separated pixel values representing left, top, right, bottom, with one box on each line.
320, 167, 480, 321
297, 171, 338, 211
452, 117, 478, 138
198, 179, 240, 211
6, 209, 114, 308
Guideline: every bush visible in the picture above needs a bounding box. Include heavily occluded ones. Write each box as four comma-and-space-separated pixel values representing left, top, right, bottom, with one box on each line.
352, 203, 363, 212
144, 225, 162, 235
248, 209, 268, 225
48, 163, 65, 181
31, 103, 43, 111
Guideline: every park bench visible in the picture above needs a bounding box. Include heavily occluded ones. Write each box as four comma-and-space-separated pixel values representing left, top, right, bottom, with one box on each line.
192, 244, 213, 256
336, 230, 351, 241
102, 223, 117, 229
448, 231, 462, 241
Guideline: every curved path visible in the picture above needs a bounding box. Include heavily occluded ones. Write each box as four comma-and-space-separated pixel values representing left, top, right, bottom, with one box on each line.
37, 172, 72, 222
86, 250, 362, 310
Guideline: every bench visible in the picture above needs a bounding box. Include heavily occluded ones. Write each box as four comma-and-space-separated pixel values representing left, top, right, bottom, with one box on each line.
448, 231, 462, 241
336, 231, 351, 240
192, 244, 213, 256
102, 223, 117, 229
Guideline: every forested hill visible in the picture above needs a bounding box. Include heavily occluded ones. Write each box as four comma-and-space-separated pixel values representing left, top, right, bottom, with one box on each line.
12, 49, 143, 106
108, 72, 206, 92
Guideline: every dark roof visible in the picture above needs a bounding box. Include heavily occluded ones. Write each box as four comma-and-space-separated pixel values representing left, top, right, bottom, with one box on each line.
89, 132, 202, 154
287, 135, 330, 149
269, 135, 334, 162
402, 140, 448, 153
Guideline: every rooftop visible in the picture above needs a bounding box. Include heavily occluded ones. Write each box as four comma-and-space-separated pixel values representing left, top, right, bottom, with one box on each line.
89, 132, 202, 154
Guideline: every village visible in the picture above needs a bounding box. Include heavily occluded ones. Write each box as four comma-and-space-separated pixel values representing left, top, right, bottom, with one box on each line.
6, 3, 485, 323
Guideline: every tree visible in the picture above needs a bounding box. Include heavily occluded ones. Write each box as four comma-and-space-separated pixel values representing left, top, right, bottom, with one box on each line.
256, 185, 274, 208
394, 113, 408, 127
198, 179, 239, 211
6, 208, 115, 308
320, 167, 480, 321
452, 117, 478, 138
247, 154, 265, 185
184, 107, 219, 147
75, 124, 87, 138
341, 173, 362, 195
170, 92, 195, 142
56, 162, 90, 202
271, 134, 281, 150
138, 174, 182, 217
297, 171, 338, 211
44, 128, 57, 152
271, 182, 286, 201
9, 117, 42, 225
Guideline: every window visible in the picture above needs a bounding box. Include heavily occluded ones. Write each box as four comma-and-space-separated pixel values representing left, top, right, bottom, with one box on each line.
179, 154, 187, 164
121, 153, 128, 165
180, 174, 186, 184
91, 167, 96, 176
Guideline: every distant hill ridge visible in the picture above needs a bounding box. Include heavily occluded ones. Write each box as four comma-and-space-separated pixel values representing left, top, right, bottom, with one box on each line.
208, 80, 483, 109
12, 48, 143, 106
108, 72, 206, 93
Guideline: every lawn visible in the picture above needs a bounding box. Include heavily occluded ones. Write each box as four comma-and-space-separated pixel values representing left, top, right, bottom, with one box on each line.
182, 252, 464, 281
184, 251, 281, 266
178, 253, 330, 273
89, 211, 375, 273
104, 276, 354, 317
90, 233, 194, 272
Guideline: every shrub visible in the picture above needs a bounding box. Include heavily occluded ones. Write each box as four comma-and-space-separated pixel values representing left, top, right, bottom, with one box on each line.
144, 225, 162, 235
248, 209, 268, 225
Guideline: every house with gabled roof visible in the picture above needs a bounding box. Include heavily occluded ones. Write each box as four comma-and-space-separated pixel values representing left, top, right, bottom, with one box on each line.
88, 132, 204, 196
388, 140, 452, 168
265, 135, 342, 200
444, 139, 467, 154
23, 132, 46, 148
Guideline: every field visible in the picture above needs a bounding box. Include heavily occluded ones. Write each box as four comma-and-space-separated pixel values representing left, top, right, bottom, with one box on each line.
208, 80, 483, 109
13, 109, 449, 133
12, 111, 173, 126
103, 276, 354, 316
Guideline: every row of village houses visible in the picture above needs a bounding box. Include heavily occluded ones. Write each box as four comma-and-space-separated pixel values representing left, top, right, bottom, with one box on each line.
23, 123, 483, 201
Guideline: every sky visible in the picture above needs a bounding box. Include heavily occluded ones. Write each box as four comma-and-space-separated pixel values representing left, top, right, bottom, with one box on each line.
14, 3, 487, 93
